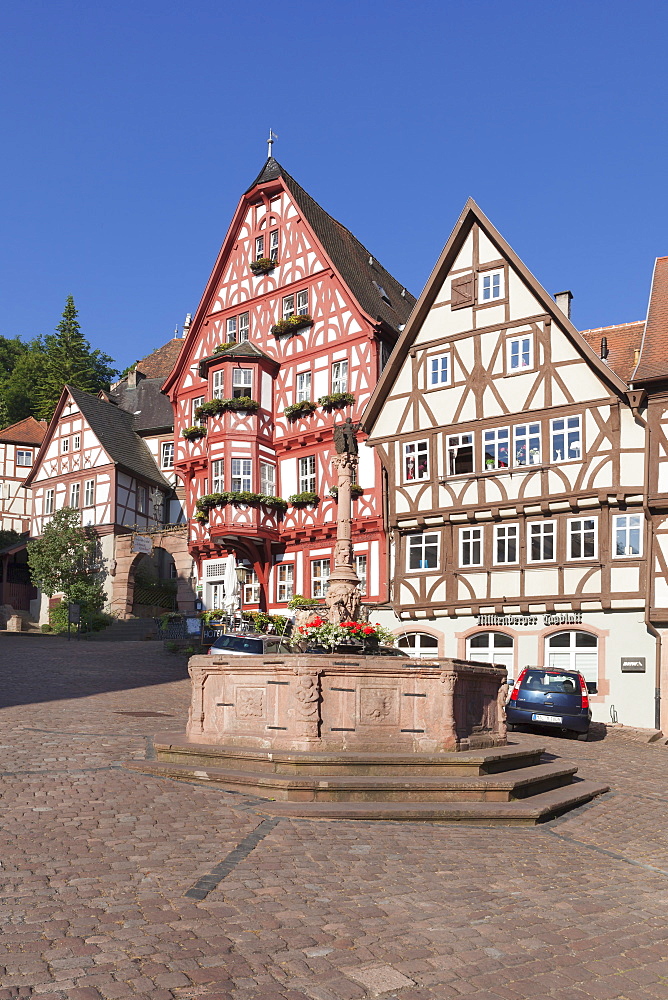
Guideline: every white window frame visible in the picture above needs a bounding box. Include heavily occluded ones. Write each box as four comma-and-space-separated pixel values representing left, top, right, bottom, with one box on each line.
494, 523, 519, 565
69, 482, 80, 509
613, 513, 643, 558
137, 485, 148, 515
568, 516, 598, 560
161, 442, 174, 469
507, 333, 533, 372
226, 316, 237, 341
212, 370, 224, 400
296, 371, 311, 403
238, 312, 250, 341
44, 488, 54, 515
232, 368, 253, 398
466, 631, 515, 679
231, 458, 252, 493
276, 563, 294, 603
260, 462, 276, 497
480, 268, 504, 302
397, 632, 440, 659
84, 479, 95, 508
211, 459, 224, 493
551, 415, 582, 463
269, 229, 279, 261
282, 294, 295, 320
73, 435, 80, 451
483, 427, 510, 471
296, 289, 309, 315
447, 433, 474, 476
192, 396, 204, 424
311, 559, 330, 598
354, 553, 367, 596
331, 359, 348, 394
528, 520, 556, 563
61, 437, 70, 454
16, 450, 32, 467
299, 455, 316, 493
210, 582, 225, 611
429, 352, 451, 387
407, 532, 439, 572
255, 235, 264, 260
546, 630, 599, 691
514, 422, 541, 467
242, 568, 261, 604
460, 526, 483, 567
403, 440, 429, 482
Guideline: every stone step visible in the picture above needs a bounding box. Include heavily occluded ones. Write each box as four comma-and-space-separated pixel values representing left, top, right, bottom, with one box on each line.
123, 758, 578, 802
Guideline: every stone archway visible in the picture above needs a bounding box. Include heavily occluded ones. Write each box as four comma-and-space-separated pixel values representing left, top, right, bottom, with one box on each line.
111, 528, 196, 619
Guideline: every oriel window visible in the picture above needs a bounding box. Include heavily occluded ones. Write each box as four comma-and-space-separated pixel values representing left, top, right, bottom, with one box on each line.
231, 459, 252, 493
232, 368, 253, 398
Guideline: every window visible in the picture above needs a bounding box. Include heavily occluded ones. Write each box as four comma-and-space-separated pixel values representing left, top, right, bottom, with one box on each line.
16, 450, 32, 467
398, 632, 440, 659
311, 559, 330, 598
242, 568, 261, 604
212, 370, 224, 400
69, 483, 80, 508
460, 527, 483, 567
61, 437, 69, 454
404, 440, 429, 481
447, 433, 473, 476
192, 396, 204, 423
299, 455, 316, 493
407, 532, 439, 571
255, 235, 264, 260
430, 353, 451, 386
614, 513, 642, 557
495, 524, 518, 564
296, 289, 309, 315
84, 480, 95, 508
210, 582, 224, 611
161, 442, 174, 469
507, 334, 533, 371
231, 459, 252, 492
283, 295, 295, 319
355, 554, 367, 596
211, 460, 224, 493
480, 269, 503, 301
332, 359, 348, 394
138, 485, 148, 514
232, 368, 253, 398
44, 489, 54, 515
514, 423, 541, 466
73, 435, 80, 451
296, 372, 311, 403
551, 416, 581, 462
483, 427, 510, 470
269, 230, 279, 261
467, 632, 514, 680
238, 312, 250, 341
568, 517, 597, 559
226, 316, 237, 342
277, 563, 294, 602
528, 520, 555, 562
546, 631, 598, 692
260, 462, 275, 496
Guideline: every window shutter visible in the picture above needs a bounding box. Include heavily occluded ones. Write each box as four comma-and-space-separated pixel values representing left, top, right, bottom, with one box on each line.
451, 273, 474, 310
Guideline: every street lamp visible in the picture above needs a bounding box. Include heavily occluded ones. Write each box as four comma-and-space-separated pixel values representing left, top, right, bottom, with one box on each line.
235, 565, 246, 630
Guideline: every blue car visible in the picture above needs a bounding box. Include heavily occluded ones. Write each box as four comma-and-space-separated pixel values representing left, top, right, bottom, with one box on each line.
506, 668, 591, 740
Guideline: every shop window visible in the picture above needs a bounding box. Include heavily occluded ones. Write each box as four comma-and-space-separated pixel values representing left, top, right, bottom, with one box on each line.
397, 632, 439, 659
546, 631, 598, 692
467, 631, 514, 681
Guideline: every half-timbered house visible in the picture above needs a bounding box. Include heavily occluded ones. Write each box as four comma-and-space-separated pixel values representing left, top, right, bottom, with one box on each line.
363, 199, 667, 731
0, 417, 46, 534
162, 157, 414, 613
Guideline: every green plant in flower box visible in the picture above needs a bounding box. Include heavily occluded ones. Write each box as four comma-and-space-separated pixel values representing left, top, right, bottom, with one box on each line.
182, 425, 206, 440
288, 492, 320, 507
292, 617, 397, 650
318, 391, 356, 411
284, 400, 317, 420
250, 257, 277, 274
329, 484, 364, 500
271, 314, 313, 336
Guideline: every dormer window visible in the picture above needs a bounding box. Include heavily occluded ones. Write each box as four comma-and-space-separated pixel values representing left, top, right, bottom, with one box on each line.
269, 230, 279, 261
255, 235, 264, 261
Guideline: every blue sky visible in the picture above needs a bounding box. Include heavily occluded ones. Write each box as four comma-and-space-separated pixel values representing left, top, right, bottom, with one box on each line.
2, 1, 667, 372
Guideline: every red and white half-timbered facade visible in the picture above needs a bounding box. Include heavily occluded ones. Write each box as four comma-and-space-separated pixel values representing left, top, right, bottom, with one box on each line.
163, 158, 414, 613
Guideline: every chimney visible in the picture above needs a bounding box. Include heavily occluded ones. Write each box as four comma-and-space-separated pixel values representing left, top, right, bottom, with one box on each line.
182, 313, 192, 338
127, 367, 145, 388
600, 336, 609, 360
554, 290, 573, 319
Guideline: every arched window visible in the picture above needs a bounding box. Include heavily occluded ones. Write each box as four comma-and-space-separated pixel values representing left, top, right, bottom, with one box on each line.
546, 631, 598, 692
397, 632, 440, 659
466, 631, 514, 681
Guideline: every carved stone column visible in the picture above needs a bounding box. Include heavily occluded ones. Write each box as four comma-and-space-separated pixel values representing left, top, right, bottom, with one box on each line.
439, 671, 458, 749
325, 453, 362, 624
496, 681, 508, 741
292, 669, 322, 740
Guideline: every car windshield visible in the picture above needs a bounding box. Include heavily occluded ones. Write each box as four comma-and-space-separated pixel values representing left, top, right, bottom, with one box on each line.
211, 636, 264, 654
521, 670, 580, 694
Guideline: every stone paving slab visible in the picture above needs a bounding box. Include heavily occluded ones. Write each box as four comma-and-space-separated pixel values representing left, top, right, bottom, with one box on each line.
1, 636, 668, 999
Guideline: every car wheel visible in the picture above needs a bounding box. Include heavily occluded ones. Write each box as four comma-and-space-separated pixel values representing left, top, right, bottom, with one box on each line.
577, 732, 589, 741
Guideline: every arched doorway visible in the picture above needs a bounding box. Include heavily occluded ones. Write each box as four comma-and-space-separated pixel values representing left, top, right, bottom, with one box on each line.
112, 529, 196, 618
130, 547, 178, 616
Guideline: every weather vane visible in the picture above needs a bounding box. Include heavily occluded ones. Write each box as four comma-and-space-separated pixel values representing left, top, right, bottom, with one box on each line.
267, 128, 278, 157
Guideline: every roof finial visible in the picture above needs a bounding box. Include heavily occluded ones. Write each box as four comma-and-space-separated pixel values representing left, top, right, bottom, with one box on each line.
267, 128, 278, 158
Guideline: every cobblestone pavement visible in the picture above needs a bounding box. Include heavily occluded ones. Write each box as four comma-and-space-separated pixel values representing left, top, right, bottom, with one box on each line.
1, 635, 668, 1000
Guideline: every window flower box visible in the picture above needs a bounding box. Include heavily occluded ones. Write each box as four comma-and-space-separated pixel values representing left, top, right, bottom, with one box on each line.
250, 257, 277, 275
284, 400, 317, 421
288, 491, 320, 508
195, 397, 259, 420
329, 484, 365, 500
213, 341, 236, 354
182, 425, 206, 441
293, 618, 397, 651
318, 391, 356, 411
271, 314, 313, 336
194, 491, 287, 523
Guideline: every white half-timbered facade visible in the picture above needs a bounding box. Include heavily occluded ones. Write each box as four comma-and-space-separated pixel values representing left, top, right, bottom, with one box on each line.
0, 417, 46, 534
364, 199, 668, 731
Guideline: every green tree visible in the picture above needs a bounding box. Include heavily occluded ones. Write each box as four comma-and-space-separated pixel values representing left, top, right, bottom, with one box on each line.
26, 507, 106, 610
33, 297, 116, 421
0, 338, 47, 426
0, 528, 22, 551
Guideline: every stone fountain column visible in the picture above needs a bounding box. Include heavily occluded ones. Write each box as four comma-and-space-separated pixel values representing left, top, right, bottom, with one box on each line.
325, 437, 362, 625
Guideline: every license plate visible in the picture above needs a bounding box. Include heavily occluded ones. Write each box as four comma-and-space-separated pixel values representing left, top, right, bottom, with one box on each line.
532, 714, 562, 724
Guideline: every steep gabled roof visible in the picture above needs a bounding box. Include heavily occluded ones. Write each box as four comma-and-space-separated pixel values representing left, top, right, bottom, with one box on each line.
362, 198, 630, 435
249, 158, 416, 332
136, 337, 184, 378
580, 321, 644, 385
108, 376, 174, 433
632, 256, 668, 383
0, 416, 47, 446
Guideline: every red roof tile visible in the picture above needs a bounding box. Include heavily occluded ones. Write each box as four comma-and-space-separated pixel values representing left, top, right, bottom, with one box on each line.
0, 416, 47, 446
632, 257, 668, 382
579, 321, 644, 385
136, 338, 184, 378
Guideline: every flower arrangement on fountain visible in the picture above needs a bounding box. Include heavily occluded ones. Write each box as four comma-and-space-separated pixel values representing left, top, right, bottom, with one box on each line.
293, 616, 396, 650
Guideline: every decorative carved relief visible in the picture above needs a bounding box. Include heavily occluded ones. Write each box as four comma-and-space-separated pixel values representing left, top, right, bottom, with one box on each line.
236, 688, 265, 719
292, 671, 321, 738
360, 688, 396, 724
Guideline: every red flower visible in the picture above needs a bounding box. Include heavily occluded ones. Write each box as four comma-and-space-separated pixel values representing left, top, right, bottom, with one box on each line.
363, 626, 374, 635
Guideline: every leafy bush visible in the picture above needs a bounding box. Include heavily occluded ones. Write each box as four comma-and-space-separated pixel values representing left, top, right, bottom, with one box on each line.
194, 491, 287, 523
48, 599, 114, 634
287, 594, 323, 609
288, 492, 320, 507
40, 623, 52, 633
318, 392, 356, 411
182, 425, 206, 440
195, 397, 259, 419
250, 257, 277, 274
284, 400, 317, 420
